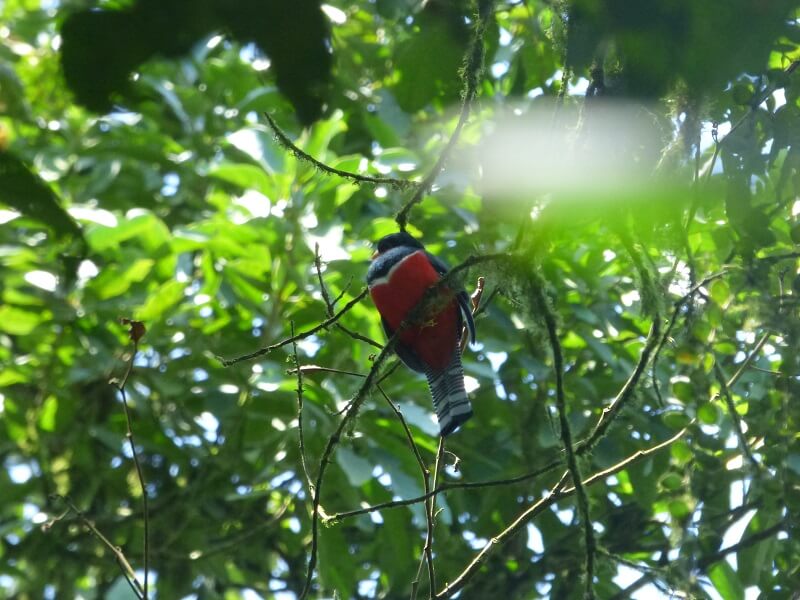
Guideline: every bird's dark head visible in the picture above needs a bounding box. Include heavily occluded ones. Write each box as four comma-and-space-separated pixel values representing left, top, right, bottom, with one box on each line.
373, 232, 424, 258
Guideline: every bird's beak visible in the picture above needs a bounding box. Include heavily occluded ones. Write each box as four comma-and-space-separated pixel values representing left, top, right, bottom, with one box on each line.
371, 250, 379, 260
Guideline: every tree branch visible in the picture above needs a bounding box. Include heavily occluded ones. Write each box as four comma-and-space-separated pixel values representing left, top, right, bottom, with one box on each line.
687, 59, 800, 228
696, 519, 788, 570
577, 318, 660, 453
314, 243, 383, 349
263, 112, 414, 191
373, 384, 436, 600
530, 273, 595, 599
713, 361, 759, 472
113, 319, 149, 598
413, 436, 444, 600
219, 288, 369, 366
46, 495, 145, 599
291, 322, 315, 496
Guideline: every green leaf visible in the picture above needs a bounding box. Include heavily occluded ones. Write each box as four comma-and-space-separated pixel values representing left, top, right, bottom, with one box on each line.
0, 370, 27, 387
659, 472, 683, 491
336, 448, 374, 487
318, 523, 355, 595
698, 402, 720, 425
392, 3, 469, 111
710, 279, 731, 305
38, 396, 58, 432
0, 62, 31, 121
668, 499, 692, 520
86, 215, 162, 251
670, 441, 693, 465
136, 280, 185, 321
209, 162, 274, 195
709, 561, 745, 600
378, 506, 415, 592
738, 515, 779, 586
0, 152, 84, 244
0, 306, 43, 335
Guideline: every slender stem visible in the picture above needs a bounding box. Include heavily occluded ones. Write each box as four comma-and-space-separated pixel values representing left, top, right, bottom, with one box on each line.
291, 322, 315, 495
727, 332, 770, 388
531, 276, 595, 599
714, 362, 759, 471
115, 340, 149, 598
219, 289, 369, 366
696, 519, 787, 570
315, 244, 383, 348
47, 495, 144, 599
421, 437, 445, 597
651, 270, 729, 406
263, 112, 413, 191
578, 320, 660, 453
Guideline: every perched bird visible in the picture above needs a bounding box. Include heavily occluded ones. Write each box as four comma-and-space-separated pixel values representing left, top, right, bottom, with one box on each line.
366, 232, 476, 436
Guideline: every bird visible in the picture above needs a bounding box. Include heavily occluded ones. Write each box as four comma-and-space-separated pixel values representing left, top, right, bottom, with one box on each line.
366, 232, 476, 436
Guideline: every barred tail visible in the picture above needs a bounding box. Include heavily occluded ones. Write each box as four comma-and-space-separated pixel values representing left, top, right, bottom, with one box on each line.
425, 348, 473, 437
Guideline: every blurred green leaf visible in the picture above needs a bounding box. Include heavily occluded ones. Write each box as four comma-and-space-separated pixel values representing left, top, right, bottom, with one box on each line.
0, 306, 43, 335
709, 561, 745, 600
0, 152, 84, 244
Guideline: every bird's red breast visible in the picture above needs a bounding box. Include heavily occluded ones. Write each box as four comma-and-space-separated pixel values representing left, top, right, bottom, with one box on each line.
369, 250, 459, 371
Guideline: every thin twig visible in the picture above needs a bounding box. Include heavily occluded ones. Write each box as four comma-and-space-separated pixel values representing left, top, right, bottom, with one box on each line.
378, 385, 428, 480
331, 277, 353, 308
727, 332, 770, 389
326, 459, 563, 521
263, 112, 413, 191
113, 320, 148, 598
755, 250, 800, 265
578, 319, 660, 453
183, 497, 294, 560
290, 365, 368, 378
603, 558, 676, 600
375, 380, 434, 600
714, 362, 759, 472
696, 519, 788, 570
651, 270, 728, 407
608, 572, 659, 600
315, 243, 383, 349
395, 0, 493, 230
314, 243, 335, 313
299, 335, 399, 600
419, 437, 445, 598
650, 268, 728, 406
46, 495, 145, 599
472, 286, 501, 319
219, 288, 369, 366
531, 274, 595, 599
291, 322, 315, 495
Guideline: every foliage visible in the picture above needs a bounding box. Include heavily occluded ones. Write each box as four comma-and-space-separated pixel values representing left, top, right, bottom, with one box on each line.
1, 0, 800, 598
